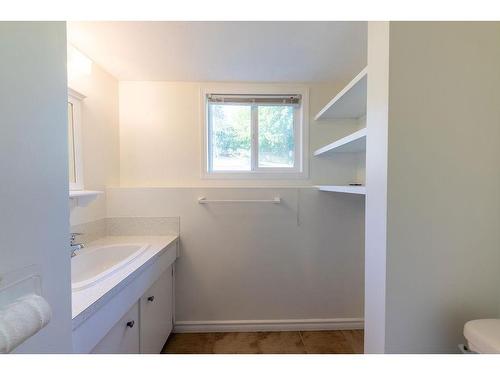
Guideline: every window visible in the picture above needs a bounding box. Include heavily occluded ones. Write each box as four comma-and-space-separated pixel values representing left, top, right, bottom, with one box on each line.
203, 89, 308, 178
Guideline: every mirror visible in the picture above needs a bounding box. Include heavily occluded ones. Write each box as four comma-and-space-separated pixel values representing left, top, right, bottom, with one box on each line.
68, 101, 76, 184
68, 88, 85, 190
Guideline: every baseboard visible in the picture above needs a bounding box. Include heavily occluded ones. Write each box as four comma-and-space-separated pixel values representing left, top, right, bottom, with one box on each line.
174, 318, 364, 333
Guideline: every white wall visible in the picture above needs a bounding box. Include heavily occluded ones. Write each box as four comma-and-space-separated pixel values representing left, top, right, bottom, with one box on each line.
0, 22, 72, 352
364, 21, 390, 354
119, 81, 365, 187
115, 80, 367, 327
68, 54, 120, 226
107, 187, 365, 327
365, 21, 500, 353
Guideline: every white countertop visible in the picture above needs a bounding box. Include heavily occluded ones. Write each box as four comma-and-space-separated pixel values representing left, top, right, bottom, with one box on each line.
71, 235, 178, 327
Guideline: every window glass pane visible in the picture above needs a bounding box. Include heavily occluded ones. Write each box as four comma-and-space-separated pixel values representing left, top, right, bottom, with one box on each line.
258, 105, 295, 168
210, 104, 251, 171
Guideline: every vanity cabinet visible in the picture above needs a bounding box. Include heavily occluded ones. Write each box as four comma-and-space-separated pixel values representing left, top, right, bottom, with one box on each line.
91, 302, 140, 354
89, 267, 174, 354
140, 265, 174, 353
72, 238, 178, 354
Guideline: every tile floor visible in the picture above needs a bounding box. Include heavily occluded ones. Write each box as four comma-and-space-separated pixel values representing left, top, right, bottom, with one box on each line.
162, 330, 364, 354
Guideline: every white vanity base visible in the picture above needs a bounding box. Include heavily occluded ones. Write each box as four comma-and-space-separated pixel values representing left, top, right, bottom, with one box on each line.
71, 236, 178, 354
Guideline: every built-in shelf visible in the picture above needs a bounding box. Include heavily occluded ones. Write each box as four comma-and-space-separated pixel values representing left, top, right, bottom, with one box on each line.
315, 67, 367, 120
314, 128, 366, 156
69, 190, 103, 207
316, 185, 366, 195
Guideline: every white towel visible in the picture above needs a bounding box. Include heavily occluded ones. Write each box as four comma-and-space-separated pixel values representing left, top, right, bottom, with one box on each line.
0, 294, 52, 353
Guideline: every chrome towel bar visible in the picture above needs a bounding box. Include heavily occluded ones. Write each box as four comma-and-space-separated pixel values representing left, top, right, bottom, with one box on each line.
198, 197, 281, 204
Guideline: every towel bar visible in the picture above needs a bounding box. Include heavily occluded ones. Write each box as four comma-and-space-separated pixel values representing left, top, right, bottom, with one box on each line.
198, 197, 281, 204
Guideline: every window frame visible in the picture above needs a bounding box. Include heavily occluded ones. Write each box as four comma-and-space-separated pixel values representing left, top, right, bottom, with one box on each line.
68, 87, 85, 191
201, 86, 309, 180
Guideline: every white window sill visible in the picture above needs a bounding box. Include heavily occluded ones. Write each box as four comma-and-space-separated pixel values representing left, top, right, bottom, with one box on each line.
201, 171, 309, 180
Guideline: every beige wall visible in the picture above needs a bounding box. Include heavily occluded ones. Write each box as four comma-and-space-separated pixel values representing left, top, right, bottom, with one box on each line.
68, 56, 120, 225
119, 81, 365, 187
381, 22, 500, 353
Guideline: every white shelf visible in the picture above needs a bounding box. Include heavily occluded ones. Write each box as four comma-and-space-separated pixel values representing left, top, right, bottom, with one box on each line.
69, 190, 103, 207
69, 190, 102, 198
313, 128, 366, 156
316, 185, 366, 195
315, 67, 367, 120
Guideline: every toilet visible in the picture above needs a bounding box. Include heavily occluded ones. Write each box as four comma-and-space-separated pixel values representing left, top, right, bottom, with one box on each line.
463, 319, 500, 353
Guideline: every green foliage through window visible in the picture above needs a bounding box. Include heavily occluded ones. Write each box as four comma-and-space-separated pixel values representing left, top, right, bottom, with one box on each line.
208, 102, 297, 171
258, 106, 294, 167
211, 104, 251, 171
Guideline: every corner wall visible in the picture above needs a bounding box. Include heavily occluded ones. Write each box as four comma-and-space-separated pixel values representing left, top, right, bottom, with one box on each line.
0, 22, 72, 353
364, 21, 390, 354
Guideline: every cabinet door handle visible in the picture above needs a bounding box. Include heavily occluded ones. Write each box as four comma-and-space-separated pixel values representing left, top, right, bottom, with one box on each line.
126, 320, 135, 328
147, 296, 155, 302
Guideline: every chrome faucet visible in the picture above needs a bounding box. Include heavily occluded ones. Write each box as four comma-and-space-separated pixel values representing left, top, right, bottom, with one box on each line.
70, 233, 85, 257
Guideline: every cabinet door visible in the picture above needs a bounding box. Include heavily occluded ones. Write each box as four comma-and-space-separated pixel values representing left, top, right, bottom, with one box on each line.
91, 302, 140, 354
140, 266, 173, 353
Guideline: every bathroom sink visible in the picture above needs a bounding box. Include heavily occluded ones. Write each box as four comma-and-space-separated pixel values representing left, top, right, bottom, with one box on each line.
71, 243, 149, 291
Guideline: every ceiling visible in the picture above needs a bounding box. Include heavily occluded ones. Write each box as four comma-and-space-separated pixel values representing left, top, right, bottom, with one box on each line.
67, 21, 367, 83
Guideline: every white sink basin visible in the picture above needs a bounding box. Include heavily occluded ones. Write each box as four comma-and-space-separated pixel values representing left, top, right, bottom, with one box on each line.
72, 243, 149, 291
